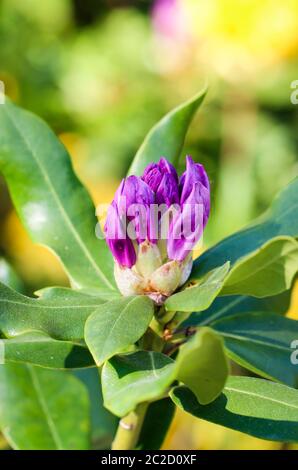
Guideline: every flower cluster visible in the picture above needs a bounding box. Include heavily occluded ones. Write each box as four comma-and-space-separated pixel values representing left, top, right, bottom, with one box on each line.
104, 156, 210, 302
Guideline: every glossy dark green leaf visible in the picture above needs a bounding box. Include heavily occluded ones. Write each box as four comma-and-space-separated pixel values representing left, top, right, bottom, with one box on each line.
0, 258, 25, 292
74, 368, 118, 449
102, 351, 175, 417
128, 87, 207, 176
176, 328, 229, 405
0, 364, 90, 449
35, 286, 119, 303
137, 398, 175, 450
221, 236, 298, 297
0, 281, 105, 341
182, 290, 292, 328
0, 101, 115, 291
1, 331, 93, 369
165, 262, 230, 313
171, 377, 298, 442
212, 312, 298, 387
102, 328, 228, 417
191, 177, 298, 280
85, 296, 154, 366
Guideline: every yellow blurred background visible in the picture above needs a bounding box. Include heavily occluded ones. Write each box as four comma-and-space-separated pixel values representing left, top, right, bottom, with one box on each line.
0, 0, 297, 449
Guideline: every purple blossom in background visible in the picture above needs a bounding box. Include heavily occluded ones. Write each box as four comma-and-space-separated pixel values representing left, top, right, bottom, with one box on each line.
152, 0, 188, 41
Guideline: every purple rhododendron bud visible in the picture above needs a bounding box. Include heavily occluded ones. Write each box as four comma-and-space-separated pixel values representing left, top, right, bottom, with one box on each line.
104, 156, 210, 302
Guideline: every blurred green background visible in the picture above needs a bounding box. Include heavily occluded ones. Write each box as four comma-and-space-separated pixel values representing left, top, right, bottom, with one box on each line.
0, 0, 297, 450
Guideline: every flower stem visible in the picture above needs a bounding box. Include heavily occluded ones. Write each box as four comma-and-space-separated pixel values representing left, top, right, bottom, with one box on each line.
112, 308, 169, 450
111, 403, 148, 450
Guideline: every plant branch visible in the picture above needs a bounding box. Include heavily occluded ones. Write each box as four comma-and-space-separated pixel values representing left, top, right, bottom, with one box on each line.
111, 403, 148, 450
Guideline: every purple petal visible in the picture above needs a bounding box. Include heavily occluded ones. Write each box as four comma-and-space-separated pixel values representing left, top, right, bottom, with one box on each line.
183, 181, 210, 228
104, 176, 155, 263
167, 174, 210, 261
105, 202, 136, 267
156, 173, 180, 207
158, 157, 178, 182
142, 157, 179, 207
116, 175, 154, 209
142, 163, 162, 192
107, 238, 136, 268
167, 201, 204, 261
180, 155, 210, 204
142, 157, 178, 192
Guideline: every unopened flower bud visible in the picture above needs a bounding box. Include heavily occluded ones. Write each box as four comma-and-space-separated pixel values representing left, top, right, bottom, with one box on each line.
104, 156, 210, 303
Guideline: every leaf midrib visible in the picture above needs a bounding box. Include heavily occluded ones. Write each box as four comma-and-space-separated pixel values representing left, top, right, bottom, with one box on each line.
0, 298, 101, 310
198, 296, 246, 326
218, 330, 292, 353
27, 366, 64, 449
3, 106, 114, 290
225, 240, 298, 288
195, 194, 298, 269
226, 384, 298, 411
99, 298, 148, 362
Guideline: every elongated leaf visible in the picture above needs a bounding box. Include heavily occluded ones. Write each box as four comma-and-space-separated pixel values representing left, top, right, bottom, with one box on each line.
74, 368, 118, 449
0, 281, 104, 340
221, 236, 298, 297
1, 332, 94, 369
128, 87, 207, 176
191, 177, 298, 279
176, 328, 229, 405
0, 258, 25, 292
0, 101, 115, 291
102, 351, 175, 417
171, 377, 298, 442
165, 262, 230, 313
35, 286, 119, 303
85, 296, 154, 366
182, 290, 292, 327
212, 312, 298, 387
102, 328, 228, 416
137, 398, 175, 450
0, 364, 90, 449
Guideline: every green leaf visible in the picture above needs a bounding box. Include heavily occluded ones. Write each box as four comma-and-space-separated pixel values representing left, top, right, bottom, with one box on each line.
0, 281, 104, 340
171, 377, 298, 442
182, 290, 292, 328
85, 296, 154, 366
102, 328, 228, 416
0, 364, 90, 449
128, 87, 207, 176
0, 258, 25, 292
35, 286, 120, 303
0, 101, 115, 291
212, 312, 298, 387
221, 236, 298, 297
0, 265, 94, 369
73, 368, 118, 449
0, 332, 94, 369
176, 328, 229, 405
137, 398, 175, 450
191, 177, 298, 279
165, 262, 230, 313
102, 351, 175, 417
